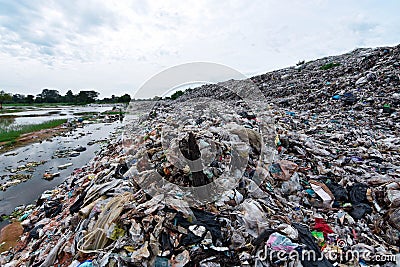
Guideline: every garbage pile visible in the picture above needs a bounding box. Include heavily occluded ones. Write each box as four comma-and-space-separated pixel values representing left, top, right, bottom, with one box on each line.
1, 44, 400, 267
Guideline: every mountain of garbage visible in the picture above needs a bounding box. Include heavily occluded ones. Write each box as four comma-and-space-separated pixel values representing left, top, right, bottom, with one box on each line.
1, 44, 399, 267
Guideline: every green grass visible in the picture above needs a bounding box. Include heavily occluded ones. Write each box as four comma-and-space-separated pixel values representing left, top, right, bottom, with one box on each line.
3, 102, 77, 107
320, 62, 340, 70
102, 111, 126, 115
0, 119, 67, 143
0, 109, 21, 114
73, 111, 98, 116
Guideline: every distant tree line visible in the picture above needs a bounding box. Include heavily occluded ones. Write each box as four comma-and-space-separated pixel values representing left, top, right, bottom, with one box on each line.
0, 89, 132, 108
0, 87, 194, 109
151, 88, 192, 101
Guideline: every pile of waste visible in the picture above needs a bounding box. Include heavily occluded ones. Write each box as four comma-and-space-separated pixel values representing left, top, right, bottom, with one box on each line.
1, 45, 400, 266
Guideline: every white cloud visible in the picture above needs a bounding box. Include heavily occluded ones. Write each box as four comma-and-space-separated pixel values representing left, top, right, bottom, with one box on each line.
0, 0, 399, 97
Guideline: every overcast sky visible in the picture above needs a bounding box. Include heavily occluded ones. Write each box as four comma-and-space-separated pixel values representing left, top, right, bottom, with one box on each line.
0, 0, 399, 98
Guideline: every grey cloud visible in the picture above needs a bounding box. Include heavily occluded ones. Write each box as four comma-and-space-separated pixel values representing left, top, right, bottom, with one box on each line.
38, 46, 55, 56
56, 1, 121, 32
350, 21, 378, 34
137, 55, 147, 62
0, 0, 123, 63
130, 0, 149, 15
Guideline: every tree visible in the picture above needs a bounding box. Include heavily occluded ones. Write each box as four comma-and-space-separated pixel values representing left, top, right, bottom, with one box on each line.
26, 95, 35, 104
37, 89, 61, 103
0, 91, 12, 109
77, 90, 99, 104
118, 93, 131, 103
12, 94, 26, 103
170, 90, 184, 100
35, 94, 43, 103
65, 90, 75, 103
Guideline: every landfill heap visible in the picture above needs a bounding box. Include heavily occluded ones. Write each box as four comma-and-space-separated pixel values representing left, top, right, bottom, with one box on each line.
1, 45, 400, 267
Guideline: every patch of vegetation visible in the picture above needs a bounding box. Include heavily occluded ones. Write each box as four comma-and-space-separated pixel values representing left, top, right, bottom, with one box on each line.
73, 111, 98, 116
170, 90, 184, 100
102, 111, 126, 115
296, 60, 305, 66
0, 119, 67, 143
0, 109, 20, 114
320, 62, 340, 70
3, 103, 74, 107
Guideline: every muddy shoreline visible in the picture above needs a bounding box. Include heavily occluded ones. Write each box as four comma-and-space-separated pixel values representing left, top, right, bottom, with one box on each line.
0, 124, 71, 154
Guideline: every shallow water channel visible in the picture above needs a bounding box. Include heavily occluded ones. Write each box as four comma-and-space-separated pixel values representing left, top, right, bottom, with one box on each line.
0, 105, 114, 128
0, 106, 124, 229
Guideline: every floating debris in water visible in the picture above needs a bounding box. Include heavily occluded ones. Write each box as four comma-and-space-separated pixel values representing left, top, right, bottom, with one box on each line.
7, 161, 46, 173
57, 163, 73, 170
42, 172, 60, 180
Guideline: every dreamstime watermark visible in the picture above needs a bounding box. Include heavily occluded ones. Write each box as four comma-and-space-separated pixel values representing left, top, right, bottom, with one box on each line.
122, 62, 275, 207
255, 240, 397, 266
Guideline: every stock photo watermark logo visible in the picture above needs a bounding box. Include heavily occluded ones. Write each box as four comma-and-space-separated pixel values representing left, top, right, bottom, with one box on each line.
255, 238, 398, 266
122, 62, 275, 207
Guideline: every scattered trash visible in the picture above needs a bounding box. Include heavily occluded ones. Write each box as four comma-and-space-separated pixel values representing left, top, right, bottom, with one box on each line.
58, 163, 73, 170
42, 172, 60, 180
1, 174, 32, 191
7, 161, 46, 173
1, 45, 400, 266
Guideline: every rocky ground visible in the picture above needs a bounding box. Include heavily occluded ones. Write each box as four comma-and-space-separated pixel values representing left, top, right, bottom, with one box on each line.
0, 45, 399, 266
